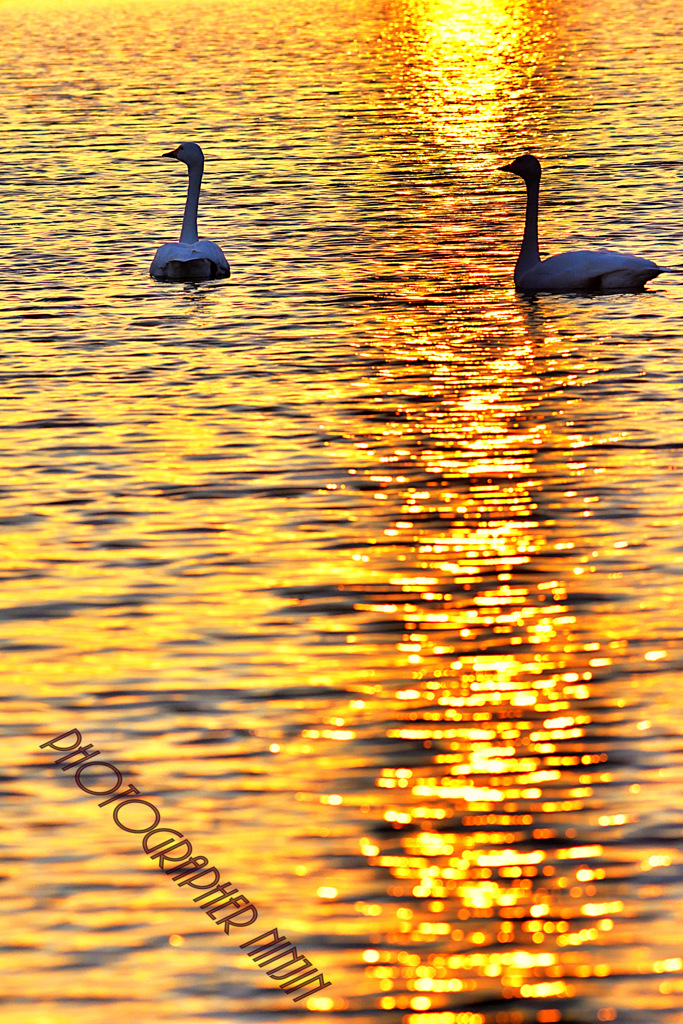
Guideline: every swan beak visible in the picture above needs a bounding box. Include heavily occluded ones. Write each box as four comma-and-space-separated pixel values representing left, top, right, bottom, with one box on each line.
499, 162, 514, 172
161, 147, 180, 159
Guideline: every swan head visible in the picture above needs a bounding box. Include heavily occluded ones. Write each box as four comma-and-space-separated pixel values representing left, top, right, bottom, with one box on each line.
500, 154, 541, 182
162, 142, 205, 168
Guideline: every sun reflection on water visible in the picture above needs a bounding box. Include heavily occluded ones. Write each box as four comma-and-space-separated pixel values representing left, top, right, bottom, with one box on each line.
295, 308, 683, 1019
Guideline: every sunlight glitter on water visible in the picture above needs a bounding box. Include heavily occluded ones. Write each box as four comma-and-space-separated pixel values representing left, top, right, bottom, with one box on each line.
3, 0, 683, 1021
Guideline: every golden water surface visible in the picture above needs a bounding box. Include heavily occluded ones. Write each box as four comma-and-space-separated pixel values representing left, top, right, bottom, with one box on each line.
2, 0, 683, 1022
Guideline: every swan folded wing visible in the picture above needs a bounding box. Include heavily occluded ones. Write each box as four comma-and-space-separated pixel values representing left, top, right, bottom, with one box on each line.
517, 249, 660, 293
192, 239, 230, 275
150, 240, 230, 280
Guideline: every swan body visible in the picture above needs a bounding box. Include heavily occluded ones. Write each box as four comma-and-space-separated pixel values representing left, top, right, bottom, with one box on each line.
501, 154, 667, 294
151, 142, 230, 281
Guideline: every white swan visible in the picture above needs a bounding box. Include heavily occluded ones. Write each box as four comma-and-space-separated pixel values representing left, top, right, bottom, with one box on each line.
150, 142, 230, 281
501, 154, 671, 294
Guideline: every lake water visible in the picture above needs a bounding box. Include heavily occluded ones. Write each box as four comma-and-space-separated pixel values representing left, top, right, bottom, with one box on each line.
3, 0, 683, 1021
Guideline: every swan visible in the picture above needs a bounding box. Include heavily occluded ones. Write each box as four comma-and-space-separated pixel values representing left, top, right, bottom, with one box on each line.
150, 142, 230, 281
500, 154, 672, 293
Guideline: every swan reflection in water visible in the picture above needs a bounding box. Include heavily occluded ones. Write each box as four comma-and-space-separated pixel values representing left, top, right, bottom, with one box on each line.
150, 142, 230, 282
501, 154, 676, 294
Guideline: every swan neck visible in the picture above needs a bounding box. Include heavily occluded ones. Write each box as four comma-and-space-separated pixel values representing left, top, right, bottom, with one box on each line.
179, 159, 203, 244
516, 177, 541, 276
